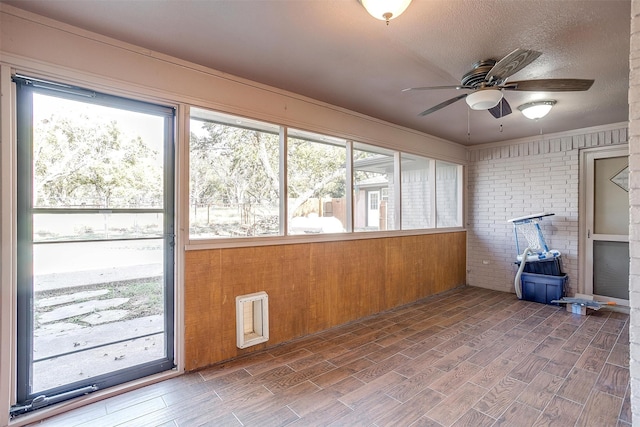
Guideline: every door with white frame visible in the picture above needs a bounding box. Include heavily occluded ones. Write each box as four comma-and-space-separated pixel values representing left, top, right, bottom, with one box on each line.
367, 190, 380, 228
583, 145, 629, 305
12, 76, 175, 417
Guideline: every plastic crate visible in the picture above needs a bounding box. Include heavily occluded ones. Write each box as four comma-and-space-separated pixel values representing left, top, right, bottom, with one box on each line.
515, 257, 563, 276
520, 272, 567, 305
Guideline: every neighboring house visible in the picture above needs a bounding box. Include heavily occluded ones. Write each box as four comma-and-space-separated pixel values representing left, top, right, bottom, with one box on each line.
354, 175, 389, 231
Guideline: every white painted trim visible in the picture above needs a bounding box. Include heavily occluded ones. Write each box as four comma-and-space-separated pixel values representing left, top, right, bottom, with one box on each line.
184, 227, 466, 251
393, 152, 402, 231
0, 62, 16, 427
346, 140, 354, 233
457, 164, 464, 228
591, 234, 629, 242
174, 103, 189, 374
579, 145, 629, 298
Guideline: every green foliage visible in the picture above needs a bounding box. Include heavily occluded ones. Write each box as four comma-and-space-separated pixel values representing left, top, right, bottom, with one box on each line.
189, 121, 279, 207
34, 114, 162, 208
189, 119, 348, 233
287, 138, 346, 199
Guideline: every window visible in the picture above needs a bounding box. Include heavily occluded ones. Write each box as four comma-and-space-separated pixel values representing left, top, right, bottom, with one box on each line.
187, 108, 463, 241
287, 129, 347, 234
353, 143, 396, 231
436, 160, 462, 227
401, 153, 433, 230
189, 108, 280, 239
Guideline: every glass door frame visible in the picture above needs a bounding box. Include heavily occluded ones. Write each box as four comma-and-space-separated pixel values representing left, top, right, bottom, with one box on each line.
580, 144, 630, 306
12, 76, 177, 414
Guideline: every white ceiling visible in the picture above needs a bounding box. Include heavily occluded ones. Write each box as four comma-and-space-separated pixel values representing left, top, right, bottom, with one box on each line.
2, 0, 631, 145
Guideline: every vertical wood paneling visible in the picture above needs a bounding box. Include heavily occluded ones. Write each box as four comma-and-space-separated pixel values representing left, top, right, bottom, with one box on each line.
184, 249, 220, 368
184, 231, 466, 371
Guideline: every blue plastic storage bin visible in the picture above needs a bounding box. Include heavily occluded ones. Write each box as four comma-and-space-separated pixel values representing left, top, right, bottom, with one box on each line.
520, 272, 567, 305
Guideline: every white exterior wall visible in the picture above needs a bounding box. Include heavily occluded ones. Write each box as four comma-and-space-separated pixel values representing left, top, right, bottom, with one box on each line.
467, 126, 628, 296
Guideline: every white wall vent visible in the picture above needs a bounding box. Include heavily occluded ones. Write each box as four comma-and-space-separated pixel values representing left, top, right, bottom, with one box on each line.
236, 291, 269, 349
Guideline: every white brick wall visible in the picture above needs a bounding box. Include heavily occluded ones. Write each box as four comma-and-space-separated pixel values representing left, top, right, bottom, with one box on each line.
629, 0, 639, 421
467, 128, 627, 297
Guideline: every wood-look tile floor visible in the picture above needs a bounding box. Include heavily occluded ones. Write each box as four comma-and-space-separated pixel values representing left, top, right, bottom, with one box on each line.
28, 286, 631, 427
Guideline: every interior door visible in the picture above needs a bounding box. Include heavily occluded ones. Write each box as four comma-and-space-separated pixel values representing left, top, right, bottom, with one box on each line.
584, 146, 629, 305
12, 76, 175, 416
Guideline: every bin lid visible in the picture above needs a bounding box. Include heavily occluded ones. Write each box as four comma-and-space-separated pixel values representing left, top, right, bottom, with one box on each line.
508, 212, 554, 223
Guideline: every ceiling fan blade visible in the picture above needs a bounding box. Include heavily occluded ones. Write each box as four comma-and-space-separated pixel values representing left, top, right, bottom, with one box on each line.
503, 78, 594, 91
403, 85, 473, 92
485, 49, 542, 83
418, 93, 468, 116
488, 98, 512, 119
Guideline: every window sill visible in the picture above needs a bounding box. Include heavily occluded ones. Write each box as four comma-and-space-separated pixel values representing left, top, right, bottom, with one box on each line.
184, 227, 466, 251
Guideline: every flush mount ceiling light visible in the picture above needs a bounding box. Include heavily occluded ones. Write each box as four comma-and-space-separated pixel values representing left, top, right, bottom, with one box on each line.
465, 89, 503, 110
359, 0, 412, 25
518, 100, 557, 119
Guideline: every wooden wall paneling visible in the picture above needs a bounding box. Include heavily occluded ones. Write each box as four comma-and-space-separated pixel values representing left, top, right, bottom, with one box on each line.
308, 238, 388, 332
184, 249, 220, 370
220, 246, 283, 356
309, 241, 345, 332
184, 232, 467, 371
357, 238, 387, 319
401, 235, 427, 302
438, 232, 466, 290
280, 243, 312, 342
384, 236, 408, 308
339, 238, 384, 324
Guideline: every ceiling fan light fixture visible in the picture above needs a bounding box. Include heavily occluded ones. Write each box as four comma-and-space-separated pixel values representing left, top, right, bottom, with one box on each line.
359, 0, 412, 24
518, 100, 557, 119
465, 89, 503, 110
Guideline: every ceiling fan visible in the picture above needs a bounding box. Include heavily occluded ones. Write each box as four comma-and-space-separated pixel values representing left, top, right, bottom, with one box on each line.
404, 48, 594, 119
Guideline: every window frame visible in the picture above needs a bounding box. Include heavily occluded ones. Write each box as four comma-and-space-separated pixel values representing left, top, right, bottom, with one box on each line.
186, 106, 464, 248
13, 76, 177, 413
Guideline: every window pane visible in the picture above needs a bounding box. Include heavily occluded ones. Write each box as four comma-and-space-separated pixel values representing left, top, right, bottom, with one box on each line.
33, 93, 164, 210
288, 130, 347, 234
189, 108, 280, 239
33, 238, 164, 392
401, 154, 432, 230
33, 212, 163, 242
353, 143, 396, 231
436, 160, 461, 227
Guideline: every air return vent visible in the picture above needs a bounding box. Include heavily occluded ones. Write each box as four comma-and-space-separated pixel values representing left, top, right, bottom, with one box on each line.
236, 292, 269, 349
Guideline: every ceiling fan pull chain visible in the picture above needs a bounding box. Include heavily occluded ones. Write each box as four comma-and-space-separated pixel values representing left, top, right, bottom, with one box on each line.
467, 108, 471, 141
500, 123, 503, 133
499, 99, 504, 132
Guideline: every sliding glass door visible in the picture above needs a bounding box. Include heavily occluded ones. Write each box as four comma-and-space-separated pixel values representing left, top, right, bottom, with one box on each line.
12, 77, 175, 416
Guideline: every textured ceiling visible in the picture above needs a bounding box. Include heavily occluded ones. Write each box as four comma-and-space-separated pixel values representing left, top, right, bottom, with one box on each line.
1, 0, 631, 145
